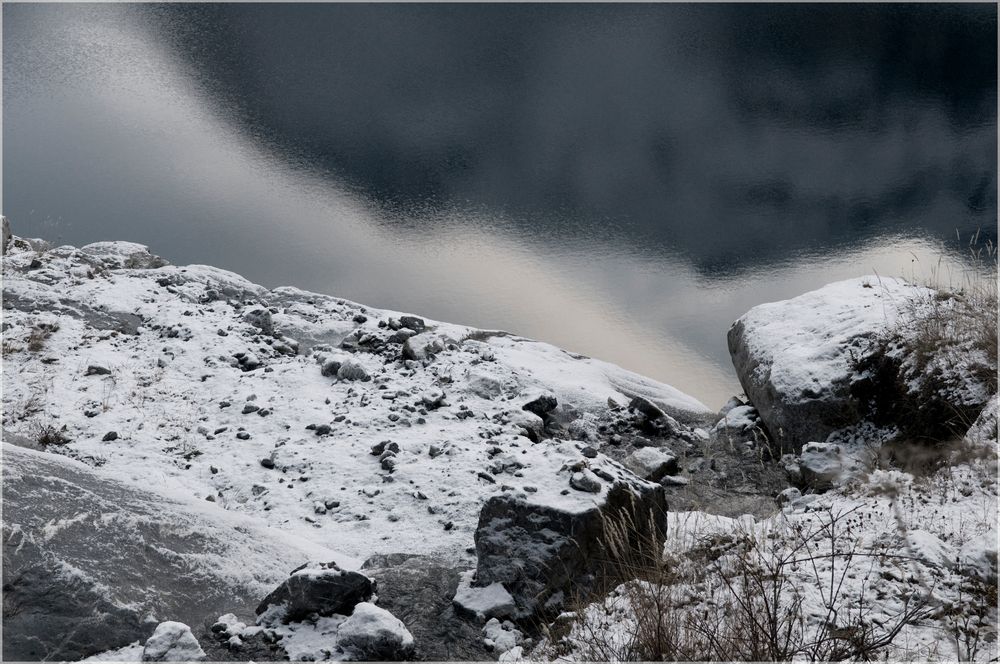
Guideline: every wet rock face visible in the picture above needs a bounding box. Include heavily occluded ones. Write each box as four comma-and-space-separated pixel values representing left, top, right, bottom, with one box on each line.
2, 530, 146, 661
255, 562, 375, 623
473, 481, 668, 621
2, 445, 311, 662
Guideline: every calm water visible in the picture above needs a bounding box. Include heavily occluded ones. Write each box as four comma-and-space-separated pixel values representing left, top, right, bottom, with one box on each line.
4, 4, 996, 407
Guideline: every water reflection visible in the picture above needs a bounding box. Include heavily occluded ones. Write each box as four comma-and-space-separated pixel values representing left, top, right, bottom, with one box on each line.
3, 4, 996, 407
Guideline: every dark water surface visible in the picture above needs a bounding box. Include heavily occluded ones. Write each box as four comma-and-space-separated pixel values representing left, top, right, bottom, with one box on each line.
4, 4, 996, 407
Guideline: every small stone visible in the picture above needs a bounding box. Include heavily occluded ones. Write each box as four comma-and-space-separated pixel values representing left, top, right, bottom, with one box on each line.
260, 458, 275, 469
399, 315, 425, 332
522, 394, 557, 419
85, 365, 111, 376
314, 424, 332, 436
236, 432, 251, 440
242, 404, 260, 415
337, 360, 370, 381
102, 431, 119, 442
569, 470, 602, 493
321, 359, 342, 377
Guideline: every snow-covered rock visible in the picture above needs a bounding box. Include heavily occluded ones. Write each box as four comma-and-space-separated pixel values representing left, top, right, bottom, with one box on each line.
336, 602, 414, 660
141, 621, 206, 662
728, 276, 994, 451
798, 441, 844, 490
256, 562, 374, 623
623, 447, 679, 481
453, 570, 516, 620
473, 455, 668, 619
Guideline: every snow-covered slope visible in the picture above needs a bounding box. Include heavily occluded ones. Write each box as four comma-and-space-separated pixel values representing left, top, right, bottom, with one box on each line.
1, 237, 708, 566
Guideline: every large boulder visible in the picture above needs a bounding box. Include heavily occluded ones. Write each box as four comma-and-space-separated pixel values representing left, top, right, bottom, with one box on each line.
255, 562, 374, 623
728, 277, 995, 452
473, 473, 667, 620
1, 443, 327, 662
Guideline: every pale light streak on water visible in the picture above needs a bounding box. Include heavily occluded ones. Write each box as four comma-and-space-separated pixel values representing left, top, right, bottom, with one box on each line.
4, 4, 995, 407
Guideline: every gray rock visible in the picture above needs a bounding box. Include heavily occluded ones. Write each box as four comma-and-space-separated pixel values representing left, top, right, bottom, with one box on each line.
473, 479, 668, 619
1, 445, 309, 662
102, 431, 119, 442
402, 335, 444, 362
623, 447, 678, 482
629, 396, 682, 436
243, 309, 274, 337
337, 359, 370, 381
569, 470, 602, 493
321, 359, 342, 377
798, 442, 844, 491
255, 562, 374, 623
399, 316, 426, 333
361, 555, 493, 661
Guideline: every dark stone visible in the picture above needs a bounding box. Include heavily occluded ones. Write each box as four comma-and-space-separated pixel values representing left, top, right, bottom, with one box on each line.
102, 431, 119, 442
314, 424, 332, 436
260, 458, 275, 469
399, 316, 426, 333
473, 480, 668, 620
85, 365, 111, 376
255, 562, 374, 623
321, 359, 342, 377
522, 395, 557, 419
242, 404, 259, 415
361, 555, 493, 661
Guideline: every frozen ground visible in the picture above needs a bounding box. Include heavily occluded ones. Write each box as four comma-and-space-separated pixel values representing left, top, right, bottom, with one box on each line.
3, 235, 995, 662
1, 237, 709, 568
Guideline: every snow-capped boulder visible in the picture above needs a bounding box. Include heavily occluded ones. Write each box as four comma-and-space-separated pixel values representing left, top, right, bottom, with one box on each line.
141, 622, 206, 662
473, 475, 667, 620
255, 562, 374, 623
336, 602, 414, 661
728, 277, 994, 451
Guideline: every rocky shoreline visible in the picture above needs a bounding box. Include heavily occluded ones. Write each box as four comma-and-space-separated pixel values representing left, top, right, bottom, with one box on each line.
2, 225, 996, 661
